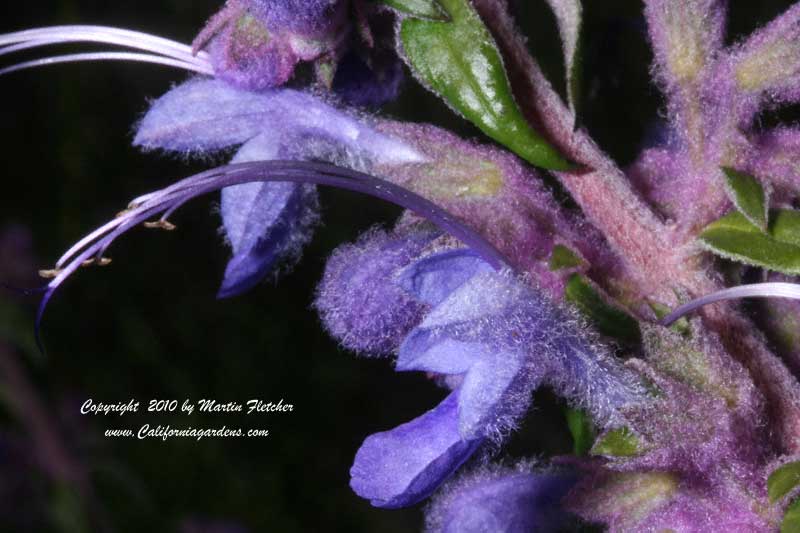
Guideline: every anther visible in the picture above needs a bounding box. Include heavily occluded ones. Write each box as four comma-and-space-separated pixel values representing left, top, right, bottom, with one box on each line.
81, 257, 112, 267
144, 220, 176, 231
38, 268, 62, 279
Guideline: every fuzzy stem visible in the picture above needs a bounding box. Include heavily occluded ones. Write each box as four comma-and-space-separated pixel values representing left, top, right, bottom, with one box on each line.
473, 0, 800, 454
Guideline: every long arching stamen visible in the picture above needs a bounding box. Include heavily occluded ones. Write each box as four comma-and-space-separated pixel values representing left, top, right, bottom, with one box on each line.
0, 52, 214, 77
0, 25, 214, 77
0, 26, 211, 65
38, 161, 513, 341
660, 282, 800, 326
54, 165, 249, 268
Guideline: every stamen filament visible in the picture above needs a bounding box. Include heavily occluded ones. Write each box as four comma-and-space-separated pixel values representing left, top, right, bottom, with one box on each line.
0, 52, 214, 77
0, 26, 211, 65
660, 282, 800, 326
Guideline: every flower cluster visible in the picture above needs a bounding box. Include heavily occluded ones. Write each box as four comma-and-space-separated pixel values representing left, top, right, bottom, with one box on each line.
7, 0, 800, 531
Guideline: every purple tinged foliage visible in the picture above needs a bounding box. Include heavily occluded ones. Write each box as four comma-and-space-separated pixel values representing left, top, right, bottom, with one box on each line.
566, 469, 771, 532
645, 0, 726, 88
734, 127, 800, 199
425, 464, 577, 533
729, 3, 800, 106
349, 391, 483, 509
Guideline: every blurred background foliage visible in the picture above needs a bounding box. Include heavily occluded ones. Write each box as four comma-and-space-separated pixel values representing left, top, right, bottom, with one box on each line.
0, 1, 794, 532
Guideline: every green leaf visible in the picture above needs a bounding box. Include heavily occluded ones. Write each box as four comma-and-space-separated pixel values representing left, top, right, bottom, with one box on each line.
783, 498, 800, 533
565, 274, 641, 344
377, 0, 450, 20
549, 244, 584, 271
699, 209, 800, 275
565, 407, 594, 455
770, 461, 800, 504
722, 167, 768, 231
545, 0, 583, 121
590, 427, 641, 457
399, 0, 572, 170
648, 301, 691, 337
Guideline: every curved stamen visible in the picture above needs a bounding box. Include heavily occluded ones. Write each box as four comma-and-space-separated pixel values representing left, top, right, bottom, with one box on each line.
0, 26, 211, 65
55, 165, 248, 268
659, 282, 800, 326
39, 161, 513, 341
0, 52, 214, 77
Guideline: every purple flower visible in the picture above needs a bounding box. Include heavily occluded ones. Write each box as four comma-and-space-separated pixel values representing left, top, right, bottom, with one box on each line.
348, 250, 645, 507
350, 391, 483, 508
314, 226, 438, 355
134, 78, 423, 297
425, 464, 577, 533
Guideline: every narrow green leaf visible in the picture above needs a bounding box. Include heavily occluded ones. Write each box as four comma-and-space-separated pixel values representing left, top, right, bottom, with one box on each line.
722, 167, 768, 231
549, 244, 584, 271
399, 0, 573, 170
377, 0, 450, 20
545, 0, 583, 121
783, 498, 800, 533
699, 209, 800, 275
770, 461, 800, 503
648, 301, 691, 337
565, 407, 594, 455
565, 274, 641, 344
590, 427, 641, 457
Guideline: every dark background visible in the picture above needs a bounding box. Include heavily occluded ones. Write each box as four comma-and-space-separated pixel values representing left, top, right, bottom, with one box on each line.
0, 1, 794, 532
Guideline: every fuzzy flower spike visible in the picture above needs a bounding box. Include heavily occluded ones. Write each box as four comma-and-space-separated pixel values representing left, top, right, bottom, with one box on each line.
19, 1, 800, 531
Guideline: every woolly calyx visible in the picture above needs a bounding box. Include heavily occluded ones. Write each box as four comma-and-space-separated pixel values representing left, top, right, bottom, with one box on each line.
349, 391, 483, 509
193, 1, 348, 91
241, 0, 343, 37
730, 4, 800, 106
314, 227, 438, 356
734, 128, 800, 200
372, 121, 613, 298
566, 468, 770, 532
645, 0, 726, 86
425, 464, 578, 533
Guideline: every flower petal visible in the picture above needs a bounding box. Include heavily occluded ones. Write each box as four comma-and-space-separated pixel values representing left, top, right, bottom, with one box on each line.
427, 467, 577, 533
134, 79, 281, 153
135, 80, 424, 164
396, 248, 494, 306
349, 391, 482, 508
